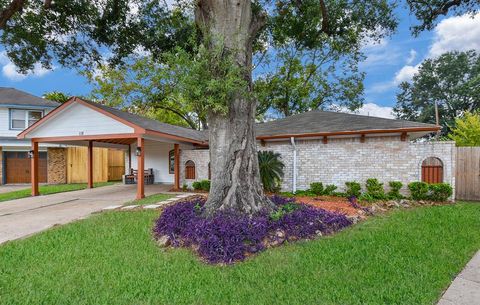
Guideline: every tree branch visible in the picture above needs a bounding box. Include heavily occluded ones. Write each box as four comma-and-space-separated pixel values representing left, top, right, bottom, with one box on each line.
0, 0, 26, 29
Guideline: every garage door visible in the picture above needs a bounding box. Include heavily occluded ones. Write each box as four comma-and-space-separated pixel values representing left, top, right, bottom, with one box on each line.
5, 152, 47, 184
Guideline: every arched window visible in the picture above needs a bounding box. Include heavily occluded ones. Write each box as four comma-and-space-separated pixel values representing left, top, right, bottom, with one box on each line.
185, 160, 196, 179
168, 150, 175, 174
421, 157, 443, 183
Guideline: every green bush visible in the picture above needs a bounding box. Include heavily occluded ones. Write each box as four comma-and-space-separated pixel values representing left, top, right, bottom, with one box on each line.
269, 202, 300, 221
387, 181, 404, 199
408, 182, 429, 200
323, 184, 338, 196
345, 181, 361, 197
192, 180, 211, 191
358, 192, 376, 203
428, 183, 453, 201
258, 150, 285, 192
310, 182, 324, 195
365, 178, 386, 200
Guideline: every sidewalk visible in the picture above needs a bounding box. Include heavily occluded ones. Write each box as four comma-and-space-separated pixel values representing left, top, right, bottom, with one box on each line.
437, 251, 480, 305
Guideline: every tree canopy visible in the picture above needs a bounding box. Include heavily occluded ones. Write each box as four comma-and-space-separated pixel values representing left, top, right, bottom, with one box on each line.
406, 0, 480, 35
394, 50, 480, 135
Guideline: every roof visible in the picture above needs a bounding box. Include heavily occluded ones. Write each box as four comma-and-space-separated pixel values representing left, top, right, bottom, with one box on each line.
79, 99, 208, 142
255, 110, 439, 138
18, 96, 439, 143
0, 87, 59, 107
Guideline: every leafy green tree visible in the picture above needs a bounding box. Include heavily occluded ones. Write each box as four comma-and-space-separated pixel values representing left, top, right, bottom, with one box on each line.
43, 91, 70, 103
258, 150, 285, 192
255, 45, 364, 119
0, 0, 398, 215
406, 0, 479, 35
449, 111, 480, 146
394, 50, 480, 135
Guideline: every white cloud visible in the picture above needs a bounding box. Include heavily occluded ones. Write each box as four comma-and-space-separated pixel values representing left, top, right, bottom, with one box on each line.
0, 51, 54, 81
429, 13, 480, 57
394, 64, 419, 84
360, 39, 402, 68
406, 49, 417, 65
335, 102, 394, 119
355, 102, 394, 119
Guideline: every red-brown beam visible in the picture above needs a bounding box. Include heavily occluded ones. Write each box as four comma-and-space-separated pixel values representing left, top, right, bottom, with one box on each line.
360, 134, 366, 143
31, 141, 39, 196
174, 143, 180, 190
87, 140, 93, 188
323, 136, 328, 144
136, 137, 145, 199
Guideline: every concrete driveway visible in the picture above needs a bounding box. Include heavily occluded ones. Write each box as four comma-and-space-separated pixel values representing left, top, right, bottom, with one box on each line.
0, 184, 172, 244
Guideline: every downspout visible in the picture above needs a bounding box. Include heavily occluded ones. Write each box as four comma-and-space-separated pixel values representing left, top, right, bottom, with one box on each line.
290, 137, 297, 193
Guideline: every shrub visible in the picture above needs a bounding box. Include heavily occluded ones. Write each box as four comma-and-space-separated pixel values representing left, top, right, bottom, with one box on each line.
365, 178, 386, 200
387, 181, 404, 199
408, 182, 429, 200
345, 181, 361, 197
310, 182, 324, 195
192, 180, 211, 191
428, 183, 453, 201
258, 150, 285, 192
153, 196, 352, 264
323, 184, 338, 196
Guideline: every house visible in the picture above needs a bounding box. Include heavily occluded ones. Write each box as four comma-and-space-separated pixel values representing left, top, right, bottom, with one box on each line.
0, 87, 60, 184
18, 97, 455, 199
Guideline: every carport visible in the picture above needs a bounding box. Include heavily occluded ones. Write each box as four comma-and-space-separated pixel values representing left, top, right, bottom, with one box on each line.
17, 97, 207, 199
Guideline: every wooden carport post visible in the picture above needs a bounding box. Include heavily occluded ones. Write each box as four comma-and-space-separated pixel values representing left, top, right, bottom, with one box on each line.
136, 137, 145, 199
31, 140, 39, 196
87, 141, 94, 188
174, 143, 180, 190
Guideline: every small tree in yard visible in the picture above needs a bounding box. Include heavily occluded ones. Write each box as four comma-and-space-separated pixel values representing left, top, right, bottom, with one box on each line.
449, 112, 480, 146
4, 0, 454, 216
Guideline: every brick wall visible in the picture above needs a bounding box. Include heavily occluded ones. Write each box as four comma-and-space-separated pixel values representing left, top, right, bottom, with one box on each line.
181, 136, 456, 197
47, 147, 67, 184
179, 148, 209, 187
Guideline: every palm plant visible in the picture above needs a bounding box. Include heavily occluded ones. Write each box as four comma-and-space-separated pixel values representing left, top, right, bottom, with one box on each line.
258, 150, 285, 192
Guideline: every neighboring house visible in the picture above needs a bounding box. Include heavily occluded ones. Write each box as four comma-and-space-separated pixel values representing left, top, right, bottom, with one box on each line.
18, 97, 455, 199
0, 87, 60, 184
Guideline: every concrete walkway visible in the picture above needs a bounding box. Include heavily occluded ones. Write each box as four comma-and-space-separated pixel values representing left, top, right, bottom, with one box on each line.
0, 184, 173, 244
438, 251, 480, 305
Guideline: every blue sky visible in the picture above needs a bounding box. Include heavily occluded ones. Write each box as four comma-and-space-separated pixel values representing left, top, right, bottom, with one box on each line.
1, 4, 479, 119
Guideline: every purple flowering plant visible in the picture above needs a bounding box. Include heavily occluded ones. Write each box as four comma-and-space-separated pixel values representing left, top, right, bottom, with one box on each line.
153, 195, 352, 264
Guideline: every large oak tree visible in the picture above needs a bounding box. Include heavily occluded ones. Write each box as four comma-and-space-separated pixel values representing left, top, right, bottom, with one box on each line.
1, 0, 397, 215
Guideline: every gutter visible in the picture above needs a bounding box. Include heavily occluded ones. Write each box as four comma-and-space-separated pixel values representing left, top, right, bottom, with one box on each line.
290, 137, 297, 193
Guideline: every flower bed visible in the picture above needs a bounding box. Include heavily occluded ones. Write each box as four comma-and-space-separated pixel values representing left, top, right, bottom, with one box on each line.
153, 196, 352, 264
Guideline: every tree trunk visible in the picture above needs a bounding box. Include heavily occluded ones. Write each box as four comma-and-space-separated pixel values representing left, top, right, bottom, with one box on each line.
195, 0, 274, 215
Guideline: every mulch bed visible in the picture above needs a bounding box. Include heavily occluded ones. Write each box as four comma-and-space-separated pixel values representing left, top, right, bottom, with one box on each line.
295, 196, 363, 217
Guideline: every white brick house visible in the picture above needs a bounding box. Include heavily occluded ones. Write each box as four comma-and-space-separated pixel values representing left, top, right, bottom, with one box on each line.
19, 97, 453, 199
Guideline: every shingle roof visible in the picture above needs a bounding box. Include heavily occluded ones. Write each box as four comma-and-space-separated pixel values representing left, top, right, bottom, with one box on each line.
0, 87, 59, 107
255, 110, 438, 138
80, 99, 208, 142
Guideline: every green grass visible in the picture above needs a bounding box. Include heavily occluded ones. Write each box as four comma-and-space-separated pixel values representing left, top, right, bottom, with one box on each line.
1, 203, 479, 305
0, 182, 115, 202
126, 193, 174, 206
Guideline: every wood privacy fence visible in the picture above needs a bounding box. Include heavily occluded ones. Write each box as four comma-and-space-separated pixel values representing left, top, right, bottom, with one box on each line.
456, 147, 480, 201
66, 147, 125, 183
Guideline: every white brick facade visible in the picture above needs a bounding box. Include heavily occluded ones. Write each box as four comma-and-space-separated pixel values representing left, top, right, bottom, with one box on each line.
180, 136, 456, 196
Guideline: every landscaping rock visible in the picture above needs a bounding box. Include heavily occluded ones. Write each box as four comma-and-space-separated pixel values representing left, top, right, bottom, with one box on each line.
156, 235, 171, 247
144, 204, 160, 209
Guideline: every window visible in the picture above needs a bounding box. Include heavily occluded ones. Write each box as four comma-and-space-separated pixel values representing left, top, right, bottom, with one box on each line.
185, 160, 196, 179
169, 149, 175, 174
421, 157, 443, 183
10, 109, 43, 130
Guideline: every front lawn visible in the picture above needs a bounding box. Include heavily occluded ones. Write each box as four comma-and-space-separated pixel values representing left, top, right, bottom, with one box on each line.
1, 203, 479, 305
0, 182, 115, 202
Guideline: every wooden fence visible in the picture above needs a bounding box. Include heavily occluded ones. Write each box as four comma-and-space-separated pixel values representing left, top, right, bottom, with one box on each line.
456, 147, 480, 201
67, 147, 125, 183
